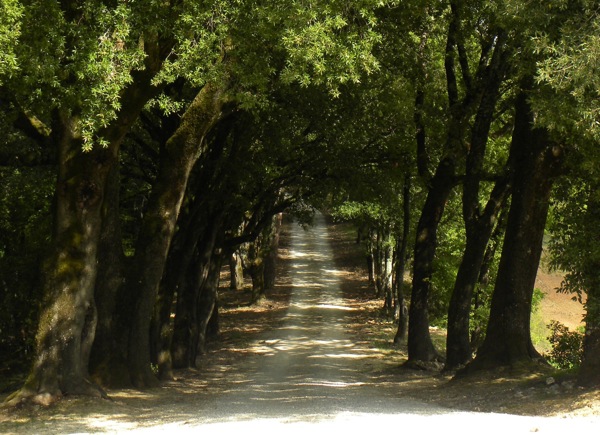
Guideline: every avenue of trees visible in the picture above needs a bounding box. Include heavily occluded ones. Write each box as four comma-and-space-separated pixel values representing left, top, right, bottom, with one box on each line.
1, 0, 600, 406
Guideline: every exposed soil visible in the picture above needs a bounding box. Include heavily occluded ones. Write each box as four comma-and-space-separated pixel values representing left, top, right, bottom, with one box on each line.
535, 267, 585, 332
1, 217, 599, 432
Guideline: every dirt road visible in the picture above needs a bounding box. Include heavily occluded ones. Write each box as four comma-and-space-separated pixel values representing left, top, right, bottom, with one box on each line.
2, 213, 599, 434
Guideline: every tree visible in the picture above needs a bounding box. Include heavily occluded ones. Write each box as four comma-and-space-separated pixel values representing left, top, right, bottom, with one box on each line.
4, 1, 163, 404
407, 1, 512, 365
533, 3, 600, 386
548, 179, 600, 385
465, 77, 563, 371
444, 26, 512, 370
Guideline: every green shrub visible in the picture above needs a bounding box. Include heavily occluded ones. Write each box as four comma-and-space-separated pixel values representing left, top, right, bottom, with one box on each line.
546, 320, 583, 370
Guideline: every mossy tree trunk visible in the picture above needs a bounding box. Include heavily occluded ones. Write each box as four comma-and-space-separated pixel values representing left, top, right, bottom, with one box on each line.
6, 115, 114, 406
6, 51, 163, 403
122, 83, 226, 388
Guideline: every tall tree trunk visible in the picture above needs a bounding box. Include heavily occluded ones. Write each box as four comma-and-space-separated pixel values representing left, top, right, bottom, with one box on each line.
6, 117, 113, 405
89, 165, 129, 387
229, 250, 244, 290
171, 217, 220, 369
151, 199, 211, 379
444, 35, 509, 370
394, 176, 411, 344
577, 194, 600, 386
5, 43, 166, 403
196, 254, 223, 356
249, 258, 265, 303
466, 83, 563, 372
444, 197, 505, 369
580, 298, 600, 386
263, 213, 283, 293
382, 228, 394, 315
151, 117, 234, 379
366, 236, 376, 291
124, 83, 226, 388
406, 2, 470, 365
248, 218, 277, 304
374, 230, 384, 298
407, 159, 455, 365
150, 224, 190, 380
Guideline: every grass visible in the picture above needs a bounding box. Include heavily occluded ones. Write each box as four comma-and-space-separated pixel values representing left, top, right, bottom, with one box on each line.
531, 308, 552, 355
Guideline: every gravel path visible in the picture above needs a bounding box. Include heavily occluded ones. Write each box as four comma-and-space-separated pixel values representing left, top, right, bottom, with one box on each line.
3, 213, 599, 434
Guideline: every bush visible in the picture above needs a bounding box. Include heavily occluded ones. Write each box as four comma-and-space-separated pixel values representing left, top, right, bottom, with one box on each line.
546, 320, 583, 370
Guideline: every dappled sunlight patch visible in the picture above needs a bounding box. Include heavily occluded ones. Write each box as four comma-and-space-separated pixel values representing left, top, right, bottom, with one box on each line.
308, 353, 372, 360
322, 268, 348, 276
296, 380, 367, 388
317, 303, 355, 311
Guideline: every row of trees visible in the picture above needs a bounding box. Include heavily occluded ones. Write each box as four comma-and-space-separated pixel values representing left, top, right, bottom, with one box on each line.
1, 0, 599, 406
328, 0, 600, 382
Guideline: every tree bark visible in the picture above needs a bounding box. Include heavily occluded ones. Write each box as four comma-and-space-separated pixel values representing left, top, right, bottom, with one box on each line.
229, 250, 245, 290
263, 213, 283, 292
407, 158, 455, 365
381, 228, 394, 315
444, 35, 509, 370
88, 165, 129, 387
170, 214, 221, 369
580, 291, 600, 386
6, 116, 113, 406
196, 254, 223, 356
465, 82, 563, 372
577, 194, 600, 386
152, 199, 210, 378
394, 176, 411, 344
406, 3, 468, 365
124, 83, 226, 387
5, 50, 163, 402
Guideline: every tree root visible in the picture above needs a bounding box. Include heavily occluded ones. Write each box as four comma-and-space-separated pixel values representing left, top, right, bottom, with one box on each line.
3, 378, 108, 409
403, 359, 445, 371
130, 367, 160, 389
3, 389, 61, 409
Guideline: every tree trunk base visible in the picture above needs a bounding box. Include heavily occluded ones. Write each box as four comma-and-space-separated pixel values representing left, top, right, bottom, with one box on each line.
90, 356, 132, 389
251, 294, 268, 306
403, 357, 445, 371
4, 378, 107, 409
457, 354, 550, 379
393, 334, 407, 345
130, 367, 160, 389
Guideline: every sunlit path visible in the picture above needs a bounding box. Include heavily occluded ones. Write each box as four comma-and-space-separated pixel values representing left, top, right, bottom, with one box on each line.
194, 212, 436, 419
